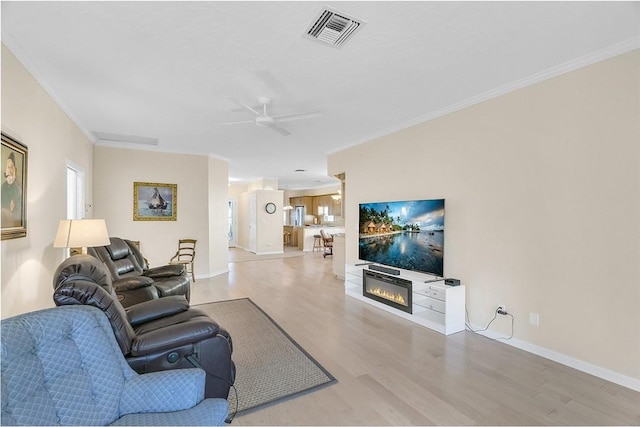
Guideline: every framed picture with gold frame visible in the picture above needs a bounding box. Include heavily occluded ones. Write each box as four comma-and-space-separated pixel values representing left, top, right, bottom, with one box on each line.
1, 132, 28, 239
133, 182, 177, 221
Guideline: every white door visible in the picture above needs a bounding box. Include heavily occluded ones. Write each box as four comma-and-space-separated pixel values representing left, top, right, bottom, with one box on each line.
228, 199, 237, 247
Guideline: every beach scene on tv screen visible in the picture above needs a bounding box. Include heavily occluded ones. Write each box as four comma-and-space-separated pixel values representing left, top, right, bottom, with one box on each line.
359, 199, 444, 276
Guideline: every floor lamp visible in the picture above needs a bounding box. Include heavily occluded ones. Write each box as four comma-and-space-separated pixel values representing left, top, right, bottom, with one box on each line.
54, 219, 110, 256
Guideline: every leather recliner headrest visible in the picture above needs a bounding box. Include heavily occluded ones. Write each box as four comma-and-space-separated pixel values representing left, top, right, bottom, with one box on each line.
53, 254, 114, 295
105, 238, 130, 261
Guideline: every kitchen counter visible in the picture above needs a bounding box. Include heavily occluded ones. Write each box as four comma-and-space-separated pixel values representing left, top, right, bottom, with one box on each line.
298, 227, 345, 252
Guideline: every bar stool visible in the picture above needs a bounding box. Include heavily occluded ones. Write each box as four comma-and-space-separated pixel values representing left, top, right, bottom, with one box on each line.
283, 232, 291, 246
313, 235, 323, 252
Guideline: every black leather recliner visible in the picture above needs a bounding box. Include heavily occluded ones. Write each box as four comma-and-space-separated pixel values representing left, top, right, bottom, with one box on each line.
52, 255, 236, 399
88, 237, 190, 307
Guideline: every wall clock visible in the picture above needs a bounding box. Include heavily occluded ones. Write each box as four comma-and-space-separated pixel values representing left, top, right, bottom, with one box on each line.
265, 202, 276, 214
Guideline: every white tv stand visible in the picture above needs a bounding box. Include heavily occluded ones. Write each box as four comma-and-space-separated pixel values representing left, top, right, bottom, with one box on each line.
345, 263, 466, 335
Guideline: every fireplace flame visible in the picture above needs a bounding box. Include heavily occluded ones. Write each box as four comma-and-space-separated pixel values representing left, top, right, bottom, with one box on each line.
368, 287, 406, 305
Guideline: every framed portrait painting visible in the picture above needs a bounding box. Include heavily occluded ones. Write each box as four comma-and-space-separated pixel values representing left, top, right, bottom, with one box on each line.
1, 133, 28, 240
133, 182, 177, 221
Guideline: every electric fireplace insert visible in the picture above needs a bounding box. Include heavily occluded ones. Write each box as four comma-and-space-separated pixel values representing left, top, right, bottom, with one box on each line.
362, 269, 412, 314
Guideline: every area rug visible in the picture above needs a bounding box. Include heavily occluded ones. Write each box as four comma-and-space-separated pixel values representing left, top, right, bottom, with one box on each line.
193, 298, 336, 415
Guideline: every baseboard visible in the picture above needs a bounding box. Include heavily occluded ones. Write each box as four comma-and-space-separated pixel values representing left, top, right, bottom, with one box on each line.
195, 268, 229, 280
231, 247, 284, 256
470, 323, 640, 392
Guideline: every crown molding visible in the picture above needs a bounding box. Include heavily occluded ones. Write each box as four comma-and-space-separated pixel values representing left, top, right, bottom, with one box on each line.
1, 34, 96, 144
332, 37, 640, 155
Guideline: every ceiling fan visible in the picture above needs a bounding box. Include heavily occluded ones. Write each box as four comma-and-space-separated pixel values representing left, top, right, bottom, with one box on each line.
215, 97, 321, 136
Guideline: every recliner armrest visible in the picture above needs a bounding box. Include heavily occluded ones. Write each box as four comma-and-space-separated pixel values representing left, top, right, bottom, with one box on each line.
130, 319, 220, 356
113, 276, 154, 291
144, 264, 185, 278
120, 368, 206, 414
126, 295, 190, 327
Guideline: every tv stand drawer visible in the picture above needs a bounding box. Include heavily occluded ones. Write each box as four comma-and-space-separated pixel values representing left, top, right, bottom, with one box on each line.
414, 295, 446, 313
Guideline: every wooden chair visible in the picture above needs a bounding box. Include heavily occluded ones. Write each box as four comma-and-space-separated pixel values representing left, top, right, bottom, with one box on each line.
312, 234, 323, 252
170, 239, 197, 282
320, 230, 333, 258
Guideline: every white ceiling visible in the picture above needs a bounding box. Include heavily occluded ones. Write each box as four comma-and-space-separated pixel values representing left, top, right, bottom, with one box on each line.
2, 1, 639, 190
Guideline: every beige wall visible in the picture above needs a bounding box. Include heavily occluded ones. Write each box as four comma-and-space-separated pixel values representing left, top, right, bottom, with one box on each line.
93, 146, 229, 278
255, 190, 284, 254
1, 44, 94, 318
208, 156, 230, 276
229, 183, 248, 198
236, 191, 249, 250
329, 50, 640, 384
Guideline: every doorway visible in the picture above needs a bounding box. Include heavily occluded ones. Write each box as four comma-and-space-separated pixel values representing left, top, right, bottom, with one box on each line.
228, 198, 237, 247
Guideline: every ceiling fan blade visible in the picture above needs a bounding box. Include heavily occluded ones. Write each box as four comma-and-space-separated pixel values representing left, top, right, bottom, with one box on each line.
229, 97, 261, 116
271, 111, 321, 123
262, 122, 291, 136
213, 119, 256, 125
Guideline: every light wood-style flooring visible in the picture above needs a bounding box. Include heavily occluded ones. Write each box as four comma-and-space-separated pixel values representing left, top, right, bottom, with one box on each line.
192, 249, 640, 426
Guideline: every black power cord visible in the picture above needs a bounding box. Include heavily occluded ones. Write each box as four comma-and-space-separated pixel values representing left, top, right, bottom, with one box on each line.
225, 383, 239, 424
465, 307, 514, 340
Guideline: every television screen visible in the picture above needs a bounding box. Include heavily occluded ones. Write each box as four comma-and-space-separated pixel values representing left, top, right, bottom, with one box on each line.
359, 199, 445, 277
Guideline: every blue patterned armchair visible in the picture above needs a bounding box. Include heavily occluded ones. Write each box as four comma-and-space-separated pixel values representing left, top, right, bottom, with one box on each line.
1, 305, 229, 426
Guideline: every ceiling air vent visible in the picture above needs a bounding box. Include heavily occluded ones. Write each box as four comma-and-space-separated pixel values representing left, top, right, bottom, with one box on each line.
93, 131, 158, 146
305, 7, 364, 48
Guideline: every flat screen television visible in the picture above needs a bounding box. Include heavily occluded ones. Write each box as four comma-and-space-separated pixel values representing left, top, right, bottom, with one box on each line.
358, 198, 445, 277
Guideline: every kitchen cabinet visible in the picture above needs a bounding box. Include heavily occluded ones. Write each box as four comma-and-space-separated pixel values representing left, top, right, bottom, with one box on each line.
330, 196, 342, 216
289, 194, 341, 222
315, 195, 330, 216
290, 196, 312, 208
303, 197, 313, 213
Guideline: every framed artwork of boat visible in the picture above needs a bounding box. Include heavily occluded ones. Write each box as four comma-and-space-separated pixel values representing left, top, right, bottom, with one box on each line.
1, 132, 28, 239
133, 182, 177, 221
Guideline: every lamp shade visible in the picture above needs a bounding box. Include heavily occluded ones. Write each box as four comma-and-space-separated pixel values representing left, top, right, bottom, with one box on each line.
54, 219, 110, 248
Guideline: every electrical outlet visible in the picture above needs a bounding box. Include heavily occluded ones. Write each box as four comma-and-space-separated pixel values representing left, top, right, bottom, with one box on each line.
497, 305, 507, 315
529, 312, 539, 326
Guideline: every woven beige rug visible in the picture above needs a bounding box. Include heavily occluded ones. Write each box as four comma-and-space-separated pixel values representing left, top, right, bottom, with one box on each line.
193, 298, 336, 415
